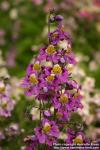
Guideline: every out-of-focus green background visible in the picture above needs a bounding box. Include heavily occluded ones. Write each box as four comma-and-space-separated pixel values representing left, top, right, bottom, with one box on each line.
0, 0, 100, 150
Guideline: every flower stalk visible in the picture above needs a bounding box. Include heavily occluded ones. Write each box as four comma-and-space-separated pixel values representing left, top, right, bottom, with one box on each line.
48, 11, 50, 43
40, 100, 42, 124
21, 11, 89, 150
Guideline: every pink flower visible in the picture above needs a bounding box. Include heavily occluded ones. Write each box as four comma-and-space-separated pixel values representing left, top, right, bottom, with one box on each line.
65, 128, 89, 144
79, 11, 93, 21
0, 95, 15, 117
93, 0, 100, 7
22, 13, 83, 148
32, 0, 43, 5
0, 81, 15, 117
34, 119, 59, 146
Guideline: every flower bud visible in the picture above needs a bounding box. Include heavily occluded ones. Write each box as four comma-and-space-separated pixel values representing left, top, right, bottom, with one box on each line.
55, 15, 63, 22
49, 16, 55, 23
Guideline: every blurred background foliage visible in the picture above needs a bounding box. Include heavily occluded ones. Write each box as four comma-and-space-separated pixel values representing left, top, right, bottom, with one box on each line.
0, 0, 100, 149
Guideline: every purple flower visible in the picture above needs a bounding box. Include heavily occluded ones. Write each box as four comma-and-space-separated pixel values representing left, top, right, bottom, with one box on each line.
48, 24, 71, 45
5, 123, 20, 136
65, 129, 89, 144
21, 14, 84, 148
56, 108, 70, 121
0, 81, 15, 118
34, 119, 59, 146
0, 95, 15, 117
52, 88, 82, 121
24, 135, 38, 150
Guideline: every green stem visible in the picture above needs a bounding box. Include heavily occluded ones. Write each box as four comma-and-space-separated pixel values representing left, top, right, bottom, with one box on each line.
40, 100, 42, 124
48, 11, 51, 43
54, 108, 56, 120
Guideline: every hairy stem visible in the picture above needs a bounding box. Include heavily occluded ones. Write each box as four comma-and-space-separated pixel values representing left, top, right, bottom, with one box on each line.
40, 100, 42, 124
48, 11, 51, 43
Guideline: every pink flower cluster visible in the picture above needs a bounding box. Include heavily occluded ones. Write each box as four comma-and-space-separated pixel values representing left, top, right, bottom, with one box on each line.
21, 13, 88, 149
0, 80, 15, 117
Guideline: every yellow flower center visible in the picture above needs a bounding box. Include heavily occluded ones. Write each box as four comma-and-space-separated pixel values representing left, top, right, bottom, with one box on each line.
52, 64, 62, 74
0, 83, 5, 93
61, 25, 65, 33
29, 74, 38, 84
53, 32, 59, 38
74, 92, 80, 99
43, 123, 51, 133
2, 102, 7, 108
24, 87, 30, 92
74, 137, 83, 144
33, 63, 41, 71
46, 74, 55, 82
59, 94, 69, 103
56, 112, 63, 118
46, 45, 56, 55
65, 47, 72, 54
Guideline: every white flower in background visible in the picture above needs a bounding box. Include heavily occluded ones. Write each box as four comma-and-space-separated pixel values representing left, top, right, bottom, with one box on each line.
32, 0, 43, 5
9, 8, 18, 20
92, 92, 100, 106
89, 51, 100, 71
0, 51, 8, 77
10, 77, 23, 101
1, 1, 10, 11
73, 53, 100, 125
78, 101, 89, 116
5, 123, 20, 136
76, 53, 89, 63
0, 51, 22, 101
73, 66, 86, 82
89, 60, 98, 71
20, 146, 26, 150
94, 51, 100, 65
64, 17, 77, 31
87, 127, 100, 141
95, 109, 100, 120
82, 77, 95, 92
